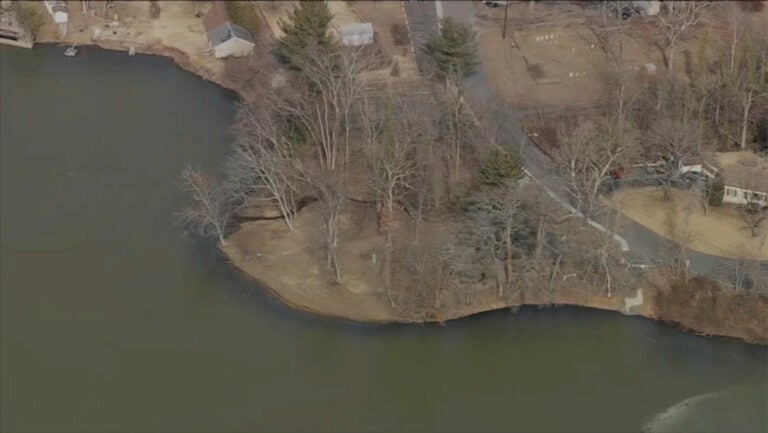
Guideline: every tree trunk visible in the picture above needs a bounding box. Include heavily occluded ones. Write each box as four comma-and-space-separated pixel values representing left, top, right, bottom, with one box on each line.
601, 249, 612, 297
667, 45, 676, 77
740, 90, 753, 149
384, 231, 395, 307
505, 226, 513, 286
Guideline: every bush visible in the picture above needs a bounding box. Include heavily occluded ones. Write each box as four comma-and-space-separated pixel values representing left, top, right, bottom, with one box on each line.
226, 1, 261, 36
390, 23, 409, 46
19, 3, 44, 38
390, 61, 401, 77
707, 175, 724, 207
480, 149, 523, 186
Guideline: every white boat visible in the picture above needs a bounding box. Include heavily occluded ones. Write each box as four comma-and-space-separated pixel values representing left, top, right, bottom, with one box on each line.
64, 46, 78, 57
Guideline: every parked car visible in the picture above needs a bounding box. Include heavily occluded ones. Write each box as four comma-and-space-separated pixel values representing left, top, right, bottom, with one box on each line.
610, 166, 631, 180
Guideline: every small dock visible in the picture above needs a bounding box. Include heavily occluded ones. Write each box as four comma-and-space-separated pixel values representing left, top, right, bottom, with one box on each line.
0, 1, 34, 49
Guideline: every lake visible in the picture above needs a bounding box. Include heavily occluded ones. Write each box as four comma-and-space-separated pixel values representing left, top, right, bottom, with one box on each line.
1, 45, 765, 433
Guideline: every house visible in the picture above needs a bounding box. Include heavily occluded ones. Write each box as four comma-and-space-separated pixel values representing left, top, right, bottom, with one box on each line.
677, 152, 768, 207
203, 1, 255, 59
338, 23, 374, 47
710, 152, 768, 207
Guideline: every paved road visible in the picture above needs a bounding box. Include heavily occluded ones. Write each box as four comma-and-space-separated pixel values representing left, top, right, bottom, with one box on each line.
405, 1, 759, 281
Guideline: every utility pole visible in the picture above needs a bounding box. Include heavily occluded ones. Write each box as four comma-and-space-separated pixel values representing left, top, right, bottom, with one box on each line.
502, 1, 510, 39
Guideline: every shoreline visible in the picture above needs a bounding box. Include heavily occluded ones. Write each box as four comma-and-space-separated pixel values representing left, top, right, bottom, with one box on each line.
27, 37, 767, 345
229, 240, 768, 346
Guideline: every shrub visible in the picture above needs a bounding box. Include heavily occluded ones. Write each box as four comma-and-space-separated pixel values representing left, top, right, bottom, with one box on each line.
480, 149, 523, 186
390, 23, 409, 46
226, 1, 261, 36
390, 61, 401, 77
19, 3, 44, 38
707, 175, 724, 207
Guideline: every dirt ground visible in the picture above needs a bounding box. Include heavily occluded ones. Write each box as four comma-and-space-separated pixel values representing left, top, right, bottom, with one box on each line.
609, 186, 768, 260
477, 1, 732, 110
34, 1, 224, 80
350, 1, 419, 80
223, 198, 765, 343
480, 21, 658, 109
258, 0, 418, 80
255, 0, 296, 40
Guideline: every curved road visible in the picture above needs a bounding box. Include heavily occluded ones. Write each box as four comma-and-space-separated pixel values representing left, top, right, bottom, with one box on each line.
404, 0, 763, 284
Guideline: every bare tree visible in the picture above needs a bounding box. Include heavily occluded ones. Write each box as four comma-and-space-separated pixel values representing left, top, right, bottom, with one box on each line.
177, 166, 232, 246
554, 115, 639, 218
733, 38, 768, 149
740, 203, 768, 238
225, 103, 304, 231
462, 181, 526, 296
654, 1, 712, 76
277, 46, 377, 172
647, 117, 705, 199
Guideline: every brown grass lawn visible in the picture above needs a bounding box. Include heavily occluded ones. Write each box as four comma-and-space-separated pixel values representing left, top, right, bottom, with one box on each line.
609, 187, 768, 260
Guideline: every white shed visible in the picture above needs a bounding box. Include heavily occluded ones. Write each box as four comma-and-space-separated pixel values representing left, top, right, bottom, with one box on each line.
208, 22, 255, 58
43, 0, 68, 23
339, 23, 373, 47
632, 1, 661, 16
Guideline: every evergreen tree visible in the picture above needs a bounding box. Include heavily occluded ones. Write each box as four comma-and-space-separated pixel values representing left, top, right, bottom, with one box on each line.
480, 149, 524, 186
420, 17, 480, 82
278, 2, 335, 68
707, 175, 724, 207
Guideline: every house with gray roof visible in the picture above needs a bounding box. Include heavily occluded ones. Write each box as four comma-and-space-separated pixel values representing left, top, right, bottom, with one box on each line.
203, 1, 255, 59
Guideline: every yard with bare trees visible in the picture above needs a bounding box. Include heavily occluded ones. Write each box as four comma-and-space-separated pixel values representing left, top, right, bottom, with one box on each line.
177, 1, 767, 340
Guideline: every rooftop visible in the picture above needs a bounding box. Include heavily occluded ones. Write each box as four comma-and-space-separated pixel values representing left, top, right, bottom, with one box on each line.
708, 151, 768, 192
208, 22, 255, 47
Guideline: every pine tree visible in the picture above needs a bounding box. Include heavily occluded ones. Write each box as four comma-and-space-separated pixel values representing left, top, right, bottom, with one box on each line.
480, 149, 523, 186
420, 17, 480, 82
707, 175, 724, 207
277, 2, 335, 68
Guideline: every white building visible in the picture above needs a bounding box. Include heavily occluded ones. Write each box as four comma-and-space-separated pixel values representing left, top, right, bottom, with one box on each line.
632, 1, 661, 16
43, 1, 68, 23
681, 152, 768, 207
338, 23, 374, 47
207, 22, 255, 58
202, 2, 255, 59
713, 152, 768, 207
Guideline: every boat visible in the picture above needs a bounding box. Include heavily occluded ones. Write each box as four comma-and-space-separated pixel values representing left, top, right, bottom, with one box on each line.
64, 46, 78, 57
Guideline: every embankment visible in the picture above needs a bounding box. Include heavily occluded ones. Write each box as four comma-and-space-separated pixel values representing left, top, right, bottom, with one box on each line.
223, 203, 768, 345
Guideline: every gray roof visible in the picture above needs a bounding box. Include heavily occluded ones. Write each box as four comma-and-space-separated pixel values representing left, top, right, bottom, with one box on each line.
207, 22, 255, 47
339, 23, 373, 37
